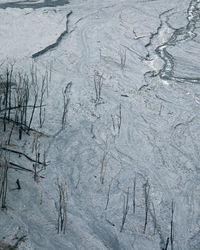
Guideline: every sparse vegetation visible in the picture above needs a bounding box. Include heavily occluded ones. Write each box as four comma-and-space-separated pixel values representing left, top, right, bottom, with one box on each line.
0, 63, 49, 208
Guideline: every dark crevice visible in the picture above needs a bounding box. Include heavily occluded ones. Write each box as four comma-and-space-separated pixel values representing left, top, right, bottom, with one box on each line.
145, 8, 174, 50
32, 10, 72, 58
145, 0, 200, 84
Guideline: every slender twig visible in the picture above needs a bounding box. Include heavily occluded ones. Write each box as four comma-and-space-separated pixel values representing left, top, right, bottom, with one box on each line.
120, 187, 129, 232
94, 70, 103, 103
152, 202, 157, 235
133, 176, 136, 213
9, 162, 34, 173
57, 180, 67, 234
1, 147, 44, 165
39, 75, 47, 128
100, 150, 108, 184
0, 104, 45, 113
0, 116, 48, 136
170, 201, 175, 250
118, 104, 122, 136
28, 85, 38, 131
105, 178, 113, 210
163, 237, 169, 250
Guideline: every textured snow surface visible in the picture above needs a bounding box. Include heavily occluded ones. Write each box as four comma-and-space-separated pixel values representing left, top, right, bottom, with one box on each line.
0, 0, 200, 249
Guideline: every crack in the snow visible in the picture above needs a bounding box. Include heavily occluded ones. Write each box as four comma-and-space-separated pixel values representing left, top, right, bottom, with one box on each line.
32, 10, 72, 59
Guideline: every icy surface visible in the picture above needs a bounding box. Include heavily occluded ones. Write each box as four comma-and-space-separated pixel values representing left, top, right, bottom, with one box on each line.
0, 0, 200, 249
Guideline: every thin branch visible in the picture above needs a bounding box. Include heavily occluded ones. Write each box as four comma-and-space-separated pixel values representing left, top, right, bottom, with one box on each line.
1, 147, 44, 165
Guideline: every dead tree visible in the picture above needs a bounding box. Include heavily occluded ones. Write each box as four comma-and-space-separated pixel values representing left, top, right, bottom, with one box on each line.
100, 143, 108, 184
143, 179, 150, 234
133, 176, 136, 213
111, 104, 122, 137
28, 64, 38, 132
118, 104, 122, 135
3, 69, 10, 132
163, 237, 169, 250
120, 187, 129, 232
39, 74, 47, 128
170, 201, 175, 250
7, 121, 14, 145
105, 178, 113, 210
0, 161, 8, 209
28, 83, 38, 132
57, 180, 67, 234
7, 64, 14, 122
33, 136, 40, 182
0, 64, 49, 208
151, 202, 157, 235
22, 74, 30, 127
119, 48, 126, 69
94, 70, 103, 103
62, 81, 72, 129
0, 147, 43, 165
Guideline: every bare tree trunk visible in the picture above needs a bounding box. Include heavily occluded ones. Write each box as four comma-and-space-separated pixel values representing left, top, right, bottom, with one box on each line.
57, 180, 67, 234
120, 187, 129, 232
0, 161, 8, 209
170, 201, 175, 250
143, 179, 150, 234
163, 237, 169, 250
105, 178, 113, 210
28, 85, 38, 131
133, 176, 136, 213
94, 70, 103, 103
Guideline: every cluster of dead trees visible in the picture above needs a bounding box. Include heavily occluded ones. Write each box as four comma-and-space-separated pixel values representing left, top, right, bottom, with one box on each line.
0, 64, 49, 209
0, 64, 49, 142
104, 176, 175, 250
0, 63, 70, 234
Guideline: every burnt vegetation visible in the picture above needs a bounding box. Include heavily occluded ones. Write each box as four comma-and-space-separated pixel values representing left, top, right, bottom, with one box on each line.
0, 63, 49, 209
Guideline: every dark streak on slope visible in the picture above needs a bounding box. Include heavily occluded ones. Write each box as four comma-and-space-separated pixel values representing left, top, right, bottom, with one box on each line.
32, 11, 72, 59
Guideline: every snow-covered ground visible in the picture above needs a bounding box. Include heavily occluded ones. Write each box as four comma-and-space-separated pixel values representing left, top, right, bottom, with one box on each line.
1, 0, 200, 249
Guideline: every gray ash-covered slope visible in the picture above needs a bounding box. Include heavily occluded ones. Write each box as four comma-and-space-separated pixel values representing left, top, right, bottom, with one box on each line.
1, 0, 200, 249
0, 0, 69, 9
